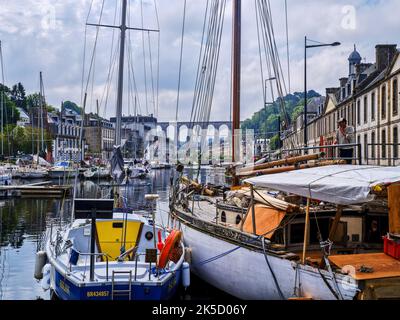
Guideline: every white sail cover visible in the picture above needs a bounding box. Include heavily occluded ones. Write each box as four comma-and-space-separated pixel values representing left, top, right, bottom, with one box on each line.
245, 165, 400, 205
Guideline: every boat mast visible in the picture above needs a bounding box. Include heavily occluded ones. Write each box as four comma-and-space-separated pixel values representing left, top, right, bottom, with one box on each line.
115, 0, 128, 147
39, 72, 45, 154
231, 0, 241, 163
0, 41, 4, 156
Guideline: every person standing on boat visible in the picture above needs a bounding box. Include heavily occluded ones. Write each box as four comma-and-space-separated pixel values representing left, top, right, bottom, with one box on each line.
335, 118, 355, 164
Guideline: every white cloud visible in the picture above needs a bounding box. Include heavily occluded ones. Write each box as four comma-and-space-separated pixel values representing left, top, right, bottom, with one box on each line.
0, 0, 399, 122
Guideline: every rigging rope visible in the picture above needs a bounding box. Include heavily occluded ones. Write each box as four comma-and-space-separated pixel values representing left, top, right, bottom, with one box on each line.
0, 41, 5, 155
175, 0, 187, 125
99, 0, 119, 118
255, 0, 297, 149
140, 0, 149, 115
82, 0, 106, 99
80, 0, 95, 107
188, 0, 226, 174
147, 31, 156, 116
285, 0, 291, 94
154, 0, 161, 118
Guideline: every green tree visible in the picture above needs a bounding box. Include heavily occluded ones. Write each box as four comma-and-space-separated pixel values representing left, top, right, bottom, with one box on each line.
10, 82, 27, 110
242, 90, 322, 150
26, 93, 41, 110
27, 93, 57, 113
0, 93, 20, 125
63, 101, 82, 114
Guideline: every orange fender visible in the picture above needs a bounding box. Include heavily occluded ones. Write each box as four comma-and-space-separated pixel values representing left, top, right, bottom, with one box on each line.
158, 230, 182, 269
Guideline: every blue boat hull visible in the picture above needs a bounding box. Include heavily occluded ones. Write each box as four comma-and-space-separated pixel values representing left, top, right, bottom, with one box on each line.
53, 268, 182, 300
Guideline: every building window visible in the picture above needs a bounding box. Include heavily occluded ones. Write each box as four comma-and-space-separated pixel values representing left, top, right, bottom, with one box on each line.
364, 134, 368, 160
347, 83, 351, 96
364, 96, 368, 124
371, 131, 376, 159
382, 129, 386, 159
357, 100, 361, 125
371, 92, 375, 121
394, 127, 399, 160
393, 78, 398, 116
382, 85, 386, 120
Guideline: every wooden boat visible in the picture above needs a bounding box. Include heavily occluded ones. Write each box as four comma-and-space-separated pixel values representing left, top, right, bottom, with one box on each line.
170, 165, 400, 299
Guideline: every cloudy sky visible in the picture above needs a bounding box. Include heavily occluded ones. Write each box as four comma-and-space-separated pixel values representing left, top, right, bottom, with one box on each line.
0, 0, 399, 122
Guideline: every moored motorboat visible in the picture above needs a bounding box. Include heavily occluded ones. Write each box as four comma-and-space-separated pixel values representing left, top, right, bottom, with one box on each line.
18, 166, 49, 179
0, 168, 12, 185
36, 198, 188, 300
83, 166, 111, 179
48, 161, 78, 179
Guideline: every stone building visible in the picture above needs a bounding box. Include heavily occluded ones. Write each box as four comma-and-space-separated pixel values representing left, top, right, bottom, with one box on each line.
283, 44, 400, 166
110, 114, 157, 159
48, 108, 83, 163
84, 114, 115, 160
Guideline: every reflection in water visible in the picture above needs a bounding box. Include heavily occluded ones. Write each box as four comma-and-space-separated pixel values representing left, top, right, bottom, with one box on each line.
0, 168, 229, 300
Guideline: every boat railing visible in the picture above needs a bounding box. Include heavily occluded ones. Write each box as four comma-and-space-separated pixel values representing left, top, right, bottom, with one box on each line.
281, 142, 400, 167
281, 143, 362, 165
365, 143, 400, 166
75, 251, 166, 282
75, 252, 110, 281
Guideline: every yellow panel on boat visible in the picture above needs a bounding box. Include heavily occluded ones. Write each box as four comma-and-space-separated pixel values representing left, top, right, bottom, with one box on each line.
96, 220, 143, 260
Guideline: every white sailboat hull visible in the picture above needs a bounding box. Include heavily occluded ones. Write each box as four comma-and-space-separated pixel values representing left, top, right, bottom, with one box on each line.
48, 169, 78, 179
83, 168, 110, 179
178, 220, 359, 300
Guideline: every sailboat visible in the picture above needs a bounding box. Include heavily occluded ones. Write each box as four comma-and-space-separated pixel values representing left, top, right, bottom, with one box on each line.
169, 0, 400, 300
16, 72, 50, 179
83, 165, 111, 179
34, 0, 188, 300
0, 41, 12, 186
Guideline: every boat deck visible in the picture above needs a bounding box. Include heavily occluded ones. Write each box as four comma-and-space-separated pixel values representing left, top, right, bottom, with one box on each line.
190, 198, 243, 230
329, 253, 400, 280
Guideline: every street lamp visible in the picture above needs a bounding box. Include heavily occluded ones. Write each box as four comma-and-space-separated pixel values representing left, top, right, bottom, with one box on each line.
304, 37, 340, 150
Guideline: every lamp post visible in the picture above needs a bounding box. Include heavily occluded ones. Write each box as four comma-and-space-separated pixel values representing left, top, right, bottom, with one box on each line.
304, 37, 340, 150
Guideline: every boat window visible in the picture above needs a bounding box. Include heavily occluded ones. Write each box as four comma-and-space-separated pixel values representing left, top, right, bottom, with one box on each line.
235, 215, 241, 225
221, 211, 226, 223
289, 218, 332, 245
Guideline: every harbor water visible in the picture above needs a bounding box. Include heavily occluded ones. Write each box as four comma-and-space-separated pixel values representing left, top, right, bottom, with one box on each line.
0, 167, 233, 300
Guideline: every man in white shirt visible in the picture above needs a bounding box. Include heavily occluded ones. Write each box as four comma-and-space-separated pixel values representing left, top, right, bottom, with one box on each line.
335, 118, 355, 164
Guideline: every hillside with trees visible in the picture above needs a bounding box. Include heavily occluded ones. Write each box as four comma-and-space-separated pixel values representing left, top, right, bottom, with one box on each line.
0, 82, 57, 158
241, 90, 321, 150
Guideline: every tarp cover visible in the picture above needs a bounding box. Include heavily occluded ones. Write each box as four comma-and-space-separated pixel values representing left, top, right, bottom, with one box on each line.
245, 165, 400, 205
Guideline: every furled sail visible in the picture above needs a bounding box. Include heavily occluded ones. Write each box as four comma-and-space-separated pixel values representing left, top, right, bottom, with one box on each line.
110, 146, 125, 182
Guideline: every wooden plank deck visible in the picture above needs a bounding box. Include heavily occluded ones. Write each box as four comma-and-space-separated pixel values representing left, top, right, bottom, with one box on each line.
329, 253, 400, 280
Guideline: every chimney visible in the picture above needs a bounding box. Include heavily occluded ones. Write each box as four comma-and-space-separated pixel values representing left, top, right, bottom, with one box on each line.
339, 77, 348, 87
355, 63, 372, 75
375, 44, 397, 71
326, 87, 339, 95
